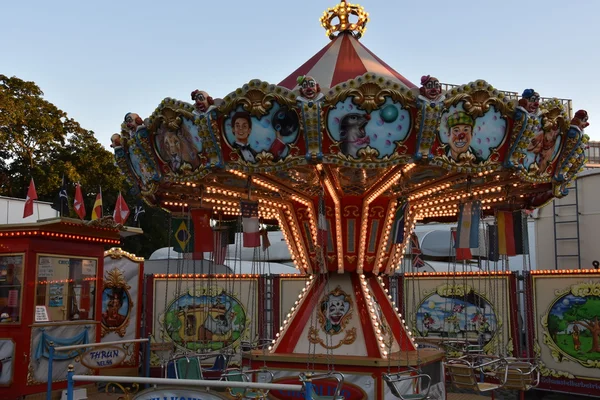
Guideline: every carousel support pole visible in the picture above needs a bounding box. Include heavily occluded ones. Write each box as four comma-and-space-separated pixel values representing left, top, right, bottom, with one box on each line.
145, 334, 151, 385
46, 342, 55, 400
67, 365, 75, 400
304, 381, 314, 400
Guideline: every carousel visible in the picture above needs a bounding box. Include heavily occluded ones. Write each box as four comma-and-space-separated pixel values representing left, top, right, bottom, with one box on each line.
111, 1, 589, 399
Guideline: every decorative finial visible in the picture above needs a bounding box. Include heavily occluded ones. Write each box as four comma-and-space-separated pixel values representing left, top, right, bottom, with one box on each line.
320, 1, 369, 40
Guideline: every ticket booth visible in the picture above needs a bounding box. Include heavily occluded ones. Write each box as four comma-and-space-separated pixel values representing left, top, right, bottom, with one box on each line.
0, 217, 141, 399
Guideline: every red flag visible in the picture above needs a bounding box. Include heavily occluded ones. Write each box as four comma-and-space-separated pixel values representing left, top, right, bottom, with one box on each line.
451, 230, 472, 261
191, 209, 213, 259
74, 183, 86, 220
113, 192, 130, 224
23, 178, 37, 218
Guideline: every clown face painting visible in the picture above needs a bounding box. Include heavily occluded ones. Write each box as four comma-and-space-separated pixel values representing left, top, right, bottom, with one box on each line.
446, 112, 475, 161
319, 286, 353, 335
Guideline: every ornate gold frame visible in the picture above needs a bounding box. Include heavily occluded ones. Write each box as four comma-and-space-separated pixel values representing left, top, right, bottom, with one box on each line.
100, 268, 132, 338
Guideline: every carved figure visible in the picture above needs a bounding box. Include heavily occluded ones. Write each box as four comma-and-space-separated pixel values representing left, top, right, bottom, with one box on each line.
191, 89, 216, 116
419, 75, 444, 103
517, 89, 541, 116
110, 133, 122, 148
571, 110, 589, 132
297, 75, 324, 103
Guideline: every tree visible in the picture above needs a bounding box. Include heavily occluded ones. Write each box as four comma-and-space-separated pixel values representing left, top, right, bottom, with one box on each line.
548, 314, 568, 343
0, 75, 168, 258
563, 297, 600, 353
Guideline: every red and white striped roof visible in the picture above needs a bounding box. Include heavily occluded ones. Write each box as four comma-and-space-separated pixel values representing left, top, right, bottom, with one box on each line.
279, 32, 416, 91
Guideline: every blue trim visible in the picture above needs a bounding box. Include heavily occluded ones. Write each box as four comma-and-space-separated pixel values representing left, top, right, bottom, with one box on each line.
505, 110, 529, 168
46, 345, 54, 400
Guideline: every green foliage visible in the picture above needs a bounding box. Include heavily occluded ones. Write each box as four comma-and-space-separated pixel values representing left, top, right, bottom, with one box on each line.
164, 310, 182, 342
563, 297, 600, 323
548, 314, 568, 334
0, 75, 168, 258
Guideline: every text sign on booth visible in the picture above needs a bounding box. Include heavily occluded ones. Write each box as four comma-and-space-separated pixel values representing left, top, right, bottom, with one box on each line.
80, 346, 126, 369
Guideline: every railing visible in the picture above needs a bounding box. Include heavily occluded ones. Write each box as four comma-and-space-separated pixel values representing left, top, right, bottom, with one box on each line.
440, 83, 573, 118
47, 338, 149, 400
65, 370, 309, 400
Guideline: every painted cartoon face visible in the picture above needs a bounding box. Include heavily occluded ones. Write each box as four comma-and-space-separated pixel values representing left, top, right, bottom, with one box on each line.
326, 294, 349, 326
194, 91, 210, 113
449, 124, 473, 155
233, 118, 251, 143
525, 93, 540, 113
421, 78, 442, 101
300, 77, 318, 100
164, 131, 182, 158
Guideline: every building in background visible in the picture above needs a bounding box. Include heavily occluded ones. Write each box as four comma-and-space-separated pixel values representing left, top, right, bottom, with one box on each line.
0, 196, 58, 224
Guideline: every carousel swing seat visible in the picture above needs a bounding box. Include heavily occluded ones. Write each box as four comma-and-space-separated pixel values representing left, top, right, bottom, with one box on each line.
501, 360, 540, 391
445, 358, 506, 394
223, 368, 275, 399
299, 371, 345, 400
383, 369, 432, 400
201, 354, 230, 380
175, 356, 203, 380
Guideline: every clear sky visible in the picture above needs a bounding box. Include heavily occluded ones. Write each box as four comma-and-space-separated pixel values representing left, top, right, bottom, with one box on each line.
2, 0, 599, 149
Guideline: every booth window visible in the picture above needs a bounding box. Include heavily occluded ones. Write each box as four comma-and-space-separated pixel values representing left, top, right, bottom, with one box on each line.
0, 254, 24, 323
36, 255, 97, 322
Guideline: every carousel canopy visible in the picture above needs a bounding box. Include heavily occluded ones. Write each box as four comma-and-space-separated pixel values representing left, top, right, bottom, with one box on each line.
278, 31, 416, 91
113, 1, 589, 276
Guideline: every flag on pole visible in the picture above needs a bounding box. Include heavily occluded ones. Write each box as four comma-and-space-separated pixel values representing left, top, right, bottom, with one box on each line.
213, 226, 229, 265
113, 192, 130, 224
455, 201, 481, 249
241, 200, 260, 247
133, 199, 145, 226
488, 224, 500, 262
172, 218, 193, 253
391, 199, 409, 244
23, 178, 37, 218
191, 208, 214, 259
260, 228, 271, 251
513, 210, 529, 255
452, 230, 473, 261
410, 232, 425, 268
317, 197, 328, 249
91, 188, 103, 220
497, 211, 516, 256
51, 175, 69, 216
73, 183, 86, 220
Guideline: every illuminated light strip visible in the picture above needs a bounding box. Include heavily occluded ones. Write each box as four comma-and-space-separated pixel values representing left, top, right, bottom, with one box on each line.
405, 271, 512, 277
376, 275, 417, 351
155, 273, 262, 278
271, 276, 315, 352
373, 199, 398, 275
105, 247, 144, 262
318, 166, 344, 274
358, 165, 412, 274
281, 204, 312, 274
0, 230, 120, 245
531, 269, 599, 275
359, 274, 389, 356
384, 207, 416, 274
272, 208, 306, 273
